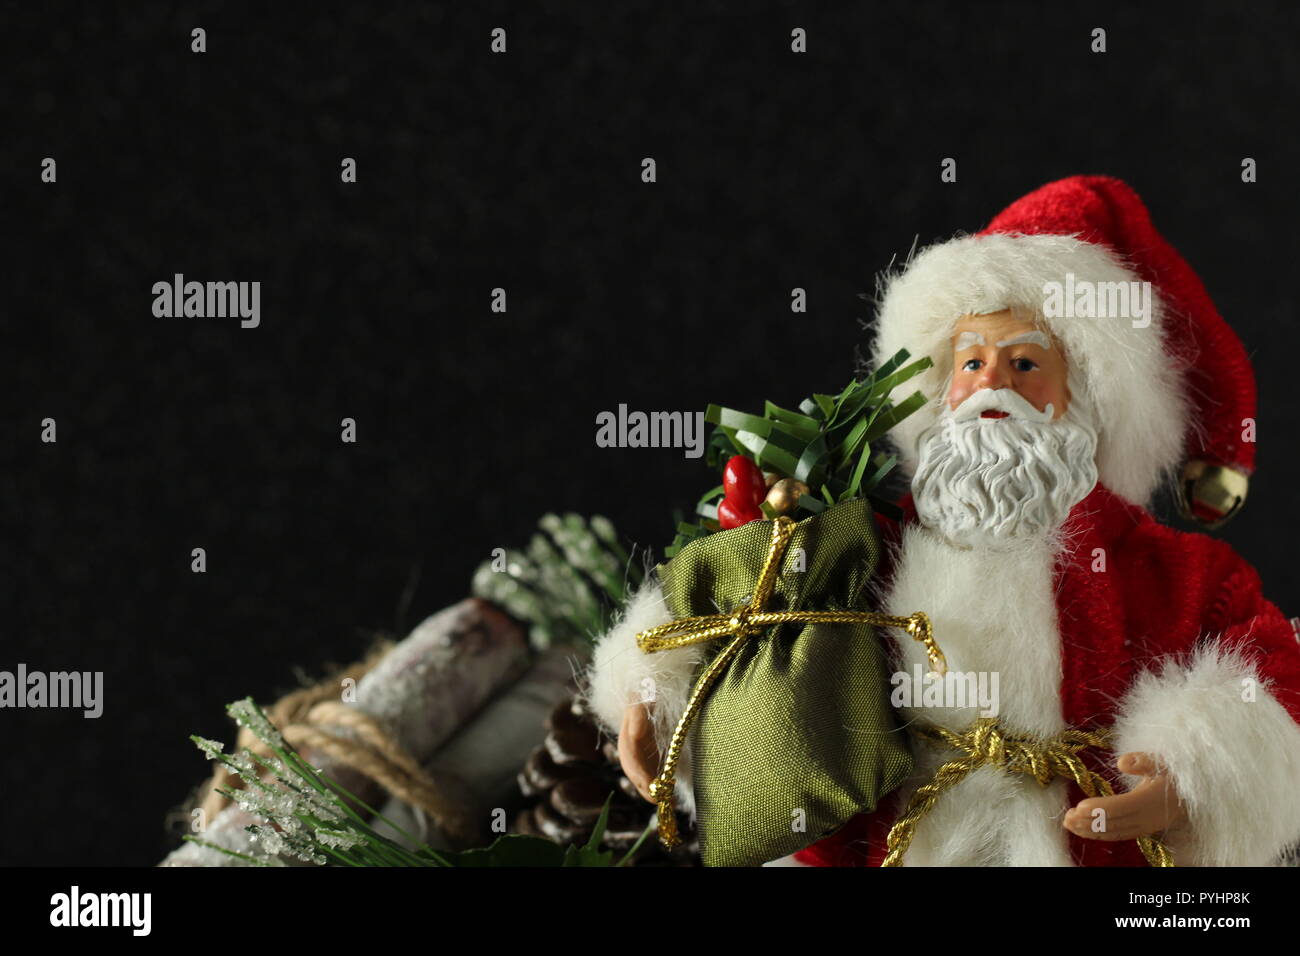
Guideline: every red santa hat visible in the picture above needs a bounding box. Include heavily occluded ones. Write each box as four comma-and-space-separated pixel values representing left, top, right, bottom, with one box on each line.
872, 175, 1254, 520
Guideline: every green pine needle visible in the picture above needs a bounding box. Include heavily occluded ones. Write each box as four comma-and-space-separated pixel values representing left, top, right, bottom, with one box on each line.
189, 699, 623, 867
471, 513, 645, 648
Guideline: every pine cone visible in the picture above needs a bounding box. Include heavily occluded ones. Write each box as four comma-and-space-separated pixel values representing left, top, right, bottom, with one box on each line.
514, 695, 699, 865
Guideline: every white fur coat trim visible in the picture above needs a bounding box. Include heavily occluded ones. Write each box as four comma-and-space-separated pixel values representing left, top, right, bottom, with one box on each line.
1112, 641, 1300, 866
871, 232, 1190, 507
881, 522, 1075, 864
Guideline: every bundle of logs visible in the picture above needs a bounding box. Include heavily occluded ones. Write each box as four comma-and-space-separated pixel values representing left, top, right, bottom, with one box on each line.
160, 597, 697, 866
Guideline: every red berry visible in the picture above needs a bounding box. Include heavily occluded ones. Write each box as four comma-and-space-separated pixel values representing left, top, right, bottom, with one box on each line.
717, 498, 763, 530
718, 456, 766, 529
722, 455, 765, 507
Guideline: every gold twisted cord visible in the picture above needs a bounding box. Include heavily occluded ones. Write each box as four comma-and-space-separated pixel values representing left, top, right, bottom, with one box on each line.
882, 717, 1174, 867
634, 515, 944, 849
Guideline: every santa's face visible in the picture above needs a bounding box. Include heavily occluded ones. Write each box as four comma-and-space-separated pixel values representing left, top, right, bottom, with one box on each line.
946, 310, 1071, 420
912, 310, 1099, 548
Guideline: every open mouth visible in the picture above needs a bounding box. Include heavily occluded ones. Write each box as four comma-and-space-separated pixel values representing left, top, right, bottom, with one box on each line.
980, 410, 1010, 420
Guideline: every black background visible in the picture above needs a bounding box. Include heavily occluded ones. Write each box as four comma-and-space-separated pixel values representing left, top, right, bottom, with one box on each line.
6, 1, 1298, 866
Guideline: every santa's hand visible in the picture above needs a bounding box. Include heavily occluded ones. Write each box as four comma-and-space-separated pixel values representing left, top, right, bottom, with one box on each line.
1062, 752, 1187, 841
618, 702, 661, 803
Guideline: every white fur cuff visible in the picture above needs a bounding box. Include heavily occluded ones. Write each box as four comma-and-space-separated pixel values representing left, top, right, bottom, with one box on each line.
1112, 642, 1300, 866
581, 579, 704, 815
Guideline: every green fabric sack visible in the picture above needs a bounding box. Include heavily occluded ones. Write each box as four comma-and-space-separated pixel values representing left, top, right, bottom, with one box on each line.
655, 498, 913, 867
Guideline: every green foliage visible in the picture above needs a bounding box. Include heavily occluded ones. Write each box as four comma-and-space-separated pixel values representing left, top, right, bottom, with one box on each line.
188, 698, 636, 867
665, 349, 932, 556
440, 833, 571, 867
471, 513, 644, 649
441, 797, 652, 867
561, 798, 617, 867
187, 698, 455, 867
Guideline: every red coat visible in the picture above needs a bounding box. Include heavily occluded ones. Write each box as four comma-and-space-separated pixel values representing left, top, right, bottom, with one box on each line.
794, 484, 1300, 867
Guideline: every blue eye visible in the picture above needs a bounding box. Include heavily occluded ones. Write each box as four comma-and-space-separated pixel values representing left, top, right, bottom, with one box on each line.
962, 359, 983, 372
1012, 357, 1038, 372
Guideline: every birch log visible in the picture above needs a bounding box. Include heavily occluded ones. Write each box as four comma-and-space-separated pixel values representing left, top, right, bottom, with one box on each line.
370, 646, 577, 849
160, 598, 530, 866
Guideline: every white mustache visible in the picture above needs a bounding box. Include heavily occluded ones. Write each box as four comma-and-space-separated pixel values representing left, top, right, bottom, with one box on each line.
949, 387, 1055, 424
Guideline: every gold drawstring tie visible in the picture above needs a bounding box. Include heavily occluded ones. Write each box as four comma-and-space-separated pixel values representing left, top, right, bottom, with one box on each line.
883, 717, 1175, 867
635, 515, 945, 850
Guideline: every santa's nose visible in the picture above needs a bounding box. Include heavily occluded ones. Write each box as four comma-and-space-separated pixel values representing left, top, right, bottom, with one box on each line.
974, 362, 1014, 390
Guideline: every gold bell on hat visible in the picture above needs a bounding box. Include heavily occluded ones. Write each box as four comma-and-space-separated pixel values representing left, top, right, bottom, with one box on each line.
1178, 460, 1249, 529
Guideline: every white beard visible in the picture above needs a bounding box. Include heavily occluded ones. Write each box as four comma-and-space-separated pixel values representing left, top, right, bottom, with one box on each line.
911, 388, 1099, 549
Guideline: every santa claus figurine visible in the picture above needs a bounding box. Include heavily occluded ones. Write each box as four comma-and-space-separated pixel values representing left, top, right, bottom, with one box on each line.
583, 175, 1300, 866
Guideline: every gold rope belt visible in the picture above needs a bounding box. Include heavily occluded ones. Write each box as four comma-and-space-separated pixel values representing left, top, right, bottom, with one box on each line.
635, 515, 945, 849
883, 717, 1174, 867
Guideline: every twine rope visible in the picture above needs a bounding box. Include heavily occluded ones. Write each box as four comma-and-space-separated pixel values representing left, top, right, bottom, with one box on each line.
195, 640, 473, 843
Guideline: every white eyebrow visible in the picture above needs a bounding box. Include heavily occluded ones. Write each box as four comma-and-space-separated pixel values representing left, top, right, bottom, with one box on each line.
954, 331, 985, 350
996, 331, 1052, 349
